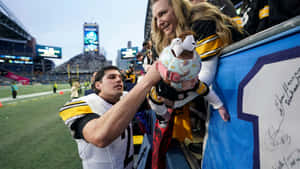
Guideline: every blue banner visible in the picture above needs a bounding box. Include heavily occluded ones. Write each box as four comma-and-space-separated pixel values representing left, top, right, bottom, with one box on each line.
202, 28, 300, 169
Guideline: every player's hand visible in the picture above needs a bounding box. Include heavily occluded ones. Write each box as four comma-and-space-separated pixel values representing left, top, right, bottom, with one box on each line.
144, 65, 152, 72
145, 61, 161, 85
218, 106, 230, 122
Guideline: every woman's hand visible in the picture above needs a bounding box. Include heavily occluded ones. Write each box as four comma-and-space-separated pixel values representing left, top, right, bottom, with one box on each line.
217, 106, 230, 122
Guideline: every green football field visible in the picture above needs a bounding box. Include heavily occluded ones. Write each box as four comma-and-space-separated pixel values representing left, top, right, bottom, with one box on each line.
0, 84, 71, 98
0, 90, 83, 169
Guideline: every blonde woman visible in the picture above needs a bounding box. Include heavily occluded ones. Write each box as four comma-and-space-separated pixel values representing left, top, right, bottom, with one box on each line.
70, 81, 80, 99
152, 0, 245, 85
150, 0, 246, 168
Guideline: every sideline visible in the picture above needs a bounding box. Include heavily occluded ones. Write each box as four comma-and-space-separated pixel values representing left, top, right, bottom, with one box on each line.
0, 89, 70, 103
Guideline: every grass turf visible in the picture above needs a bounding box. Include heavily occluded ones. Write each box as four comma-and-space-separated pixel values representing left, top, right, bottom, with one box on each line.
0, 84, 71, 98
0, 91, 82, 169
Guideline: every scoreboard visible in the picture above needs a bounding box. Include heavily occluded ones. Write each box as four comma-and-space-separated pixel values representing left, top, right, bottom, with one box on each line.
0, 55, 33, 64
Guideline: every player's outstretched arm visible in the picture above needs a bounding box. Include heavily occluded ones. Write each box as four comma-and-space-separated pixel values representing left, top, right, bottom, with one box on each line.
83, 63, 161, 147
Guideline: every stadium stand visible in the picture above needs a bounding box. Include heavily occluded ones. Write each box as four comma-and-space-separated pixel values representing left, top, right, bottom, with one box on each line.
0, 1, 110, 85
0, 1, 37, 84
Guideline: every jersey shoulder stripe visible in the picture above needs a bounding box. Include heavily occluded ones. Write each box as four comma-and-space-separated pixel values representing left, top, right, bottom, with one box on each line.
59, 100, 93, 121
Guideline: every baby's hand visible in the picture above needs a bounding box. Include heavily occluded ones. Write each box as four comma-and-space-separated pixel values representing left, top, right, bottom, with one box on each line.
218, 106, 230, 122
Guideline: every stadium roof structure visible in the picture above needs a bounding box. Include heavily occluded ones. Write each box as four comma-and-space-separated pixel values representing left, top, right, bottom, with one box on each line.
144, 0, 152, 42
0, 1, 32, 41
54, 53, 110, 73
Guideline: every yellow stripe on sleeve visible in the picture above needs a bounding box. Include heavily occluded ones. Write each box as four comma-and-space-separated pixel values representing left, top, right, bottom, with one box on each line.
195, 34, 223, 60
259, 5, 269, 20
232, 16, 243, 28
196, 81, 208, 95
64, 100, 86, 107
59, 104, 93, 121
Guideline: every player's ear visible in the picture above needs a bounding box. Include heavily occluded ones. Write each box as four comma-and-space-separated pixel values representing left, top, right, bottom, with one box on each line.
95, 81, 102, 91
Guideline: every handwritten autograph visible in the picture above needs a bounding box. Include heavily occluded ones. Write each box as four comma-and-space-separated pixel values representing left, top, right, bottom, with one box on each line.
264, 127, 291, 152
272, 148, 300, 169
275, 66, 300, 115
266, 66, 300, 151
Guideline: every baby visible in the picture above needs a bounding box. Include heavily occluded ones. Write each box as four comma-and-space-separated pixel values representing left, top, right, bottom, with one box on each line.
148, 32, 229, 141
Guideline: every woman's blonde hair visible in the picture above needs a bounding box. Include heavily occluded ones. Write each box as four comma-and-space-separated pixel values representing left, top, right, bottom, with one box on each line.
151, 0, 192, 54
190, 2, 243, 47
151, 0, 243, 54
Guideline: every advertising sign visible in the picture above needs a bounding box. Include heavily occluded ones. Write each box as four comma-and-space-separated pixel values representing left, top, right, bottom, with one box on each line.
121, 47, 138, 59
0, 55, 33, 64
5, 71, 30, 85
84, 24, 99, 53
36, 45, 62, 59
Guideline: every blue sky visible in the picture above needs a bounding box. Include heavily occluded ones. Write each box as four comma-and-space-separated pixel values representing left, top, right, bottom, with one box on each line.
2, 0, 148, 66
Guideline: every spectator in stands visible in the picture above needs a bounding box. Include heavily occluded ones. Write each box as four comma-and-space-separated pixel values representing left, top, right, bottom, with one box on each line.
11, 81, 18, 99
151, 0, 247, 168
141, 40, 158, 73
136, 52, 145, 66
192, 0, 238, 17
78, 83, 82, 96
189, 0, 243, 27
84, 72, 97, 95
240, 0, 300, 35
120, 69, 127, 81
59, 65, 161, 169
143, 49, 156, 72
124, 64, 137, 91
84, 81, 89, 90
53, 82, 58, 93
141, 41, 149, 54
